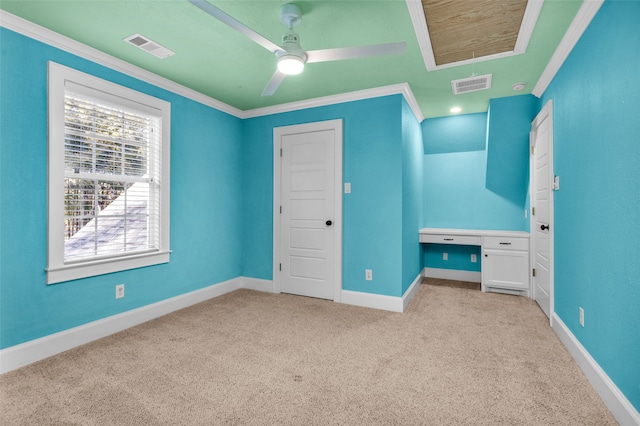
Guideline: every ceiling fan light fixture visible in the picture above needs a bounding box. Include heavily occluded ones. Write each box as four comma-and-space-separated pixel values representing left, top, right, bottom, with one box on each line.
277, 54, 305, 75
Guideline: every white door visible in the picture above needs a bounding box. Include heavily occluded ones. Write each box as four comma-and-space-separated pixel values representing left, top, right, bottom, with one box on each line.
273, 120, 343, 300
530, 100, 554, 320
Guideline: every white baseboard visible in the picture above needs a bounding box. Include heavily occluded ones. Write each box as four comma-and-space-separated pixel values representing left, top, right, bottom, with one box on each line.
340, 289, 403, 312
424, 267, 481, 283
241, 277, 274, 293
0, 277, 245, 374
340, 271, 424, 313
552, 313, 640, 426
403, 270, 424, 311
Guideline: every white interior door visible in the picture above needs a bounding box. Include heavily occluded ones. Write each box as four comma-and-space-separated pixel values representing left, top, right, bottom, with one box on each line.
530, 100, 554, 320
274, 120, 342, 300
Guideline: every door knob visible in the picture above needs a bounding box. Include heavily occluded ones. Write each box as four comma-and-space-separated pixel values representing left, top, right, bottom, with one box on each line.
541, 224, 549, 231
326, 220, 332, 226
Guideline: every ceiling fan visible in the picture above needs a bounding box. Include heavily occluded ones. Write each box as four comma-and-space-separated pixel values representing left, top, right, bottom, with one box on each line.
188, 0, 407, 96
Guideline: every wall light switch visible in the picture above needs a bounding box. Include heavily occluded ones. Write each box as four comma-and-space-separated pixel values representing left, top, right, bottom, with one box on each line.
471, 254, 477, 263
344, 182, 351, 194
443, 252, 448, 261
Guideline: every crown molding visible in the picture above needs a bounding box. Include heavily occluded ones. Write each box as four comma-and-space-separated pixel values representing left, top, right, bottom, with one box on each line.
0, 10, 244, 118
1, 10, 424, 123
243, 83, 424, 122
406, 0, 542, 72
513, 0, 544, 54
406, 0, 436, 71
532, 0, 604, 97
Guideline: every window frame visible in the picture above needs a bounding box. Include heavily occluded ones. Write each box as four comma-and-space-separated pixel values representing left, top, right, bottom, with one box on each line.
47, 62, 171, 284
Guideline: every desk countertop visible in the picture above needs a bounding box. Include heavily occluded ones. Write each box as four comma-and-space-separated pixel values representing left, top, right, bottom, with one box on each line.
419, 228, 530, 238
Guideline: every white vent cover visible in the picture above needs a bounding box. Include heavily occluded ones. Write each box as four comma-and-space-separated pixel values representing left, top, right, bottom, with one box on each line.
451, 74, 492, 95
124, 34, 175, 59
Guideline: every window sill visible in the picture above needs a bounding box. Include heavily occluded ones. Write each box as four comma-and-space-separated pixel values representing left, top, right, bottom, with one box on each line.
46, 250, 170, 284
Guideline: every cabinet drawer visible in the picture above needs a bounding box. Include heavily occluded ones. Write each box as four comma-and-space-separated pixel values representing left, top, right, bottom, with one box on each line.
482, 236, 529, 251
420, 234, 481, 245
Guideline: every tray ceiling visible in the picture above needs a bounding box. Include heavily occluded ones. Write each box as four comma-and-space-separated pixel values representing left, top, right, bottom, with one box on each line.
422, 0, 528, 66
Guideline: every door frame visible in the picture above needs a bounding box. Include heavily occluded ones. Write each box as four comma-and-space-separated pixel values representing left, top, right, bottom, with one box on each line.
530, 99, 555, 324
272, 119, 343, 302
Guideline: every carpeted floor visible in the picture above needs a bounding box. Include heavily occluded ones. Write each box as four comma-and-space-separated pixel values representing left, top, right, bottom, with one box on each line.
0, 280, 616, 425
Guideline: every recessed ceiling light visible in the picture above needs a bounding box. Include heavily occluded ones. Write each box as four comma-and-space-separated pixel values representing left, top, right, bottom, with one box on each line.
512, 82, 527, 91
450, 106, 462, 113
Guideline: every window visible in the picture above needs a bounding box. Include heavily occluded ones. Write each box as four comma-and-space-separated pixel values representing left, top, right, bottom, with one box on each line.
47, 62, 170, 284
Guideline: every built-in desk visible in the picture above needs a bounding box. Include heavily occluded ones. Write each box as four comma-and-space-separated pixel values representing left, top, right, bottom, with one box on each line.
419, 228, 531, 297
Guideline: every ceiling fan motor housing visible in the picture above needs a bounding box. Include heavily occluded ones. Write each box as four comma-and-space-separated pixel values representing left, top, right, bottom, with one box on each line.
281, 29, 306, 59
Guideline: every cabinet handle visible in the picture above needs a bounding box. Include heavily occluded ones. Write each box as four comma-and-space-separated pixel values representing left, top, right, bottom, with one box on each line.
444, 238, 454, 241
499, 242, 511, 245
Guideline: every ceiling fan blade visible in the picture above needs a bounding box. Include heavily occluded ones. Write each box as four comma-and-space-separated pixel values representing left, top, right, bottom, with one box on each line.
188, 0, 281, 53
261, 70, 287, 97
306, 41, 407, 63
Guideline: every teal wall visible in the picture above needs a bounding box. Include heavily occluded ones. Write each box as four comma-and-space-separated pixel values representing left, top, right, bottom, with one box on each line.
540, 0, 640, 410
422, 104, 533, 273
423, 113, 487, 154
424, 244, 481, 272
0, 28, 244, 349
422, 112, 528, 232
485, 95, 538, 207
401, 98, 424, 293
242, 95, 421, 298
0, 24, 427, 354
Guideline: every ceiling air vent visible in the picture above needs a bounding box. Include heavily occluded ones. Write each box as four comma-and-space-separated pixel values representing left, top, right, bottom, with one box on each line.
451, 74, 492, 95
124, 34, 175, 59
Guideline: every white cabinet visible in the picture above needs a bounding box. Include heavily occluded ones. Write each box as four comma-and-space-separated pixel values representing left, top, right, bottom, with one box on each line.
481, 236, 530, 296
419, 228, 531, 298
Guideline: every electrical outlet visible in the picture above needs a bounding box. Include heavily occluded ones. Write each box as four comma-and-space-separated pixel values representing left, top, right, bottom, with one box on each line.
471, 254, 477, 263
365, 269, 373, 281
443, 252, 448, 261
116, 284, 125, 299
579, 307, 584, 327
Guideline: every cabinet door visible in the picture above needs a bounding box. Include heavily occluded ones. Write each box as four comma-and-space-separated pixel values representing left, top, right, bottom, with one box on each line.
482, 249, 529, 290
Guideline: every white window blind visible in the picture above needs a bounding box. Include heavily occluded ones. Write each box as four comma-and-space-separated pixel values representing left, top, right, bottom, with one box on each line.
47, 62, 170, 284
63, 92, 161, 262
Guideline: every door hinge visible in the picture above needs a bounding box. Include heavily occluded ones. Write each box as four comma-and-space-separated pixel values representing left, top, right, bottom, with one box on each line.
280, 148, 282, 157
279, 263, 282, 271
532, 268, 536, 277
280, 205, 282, 214
532, 207, 535, 216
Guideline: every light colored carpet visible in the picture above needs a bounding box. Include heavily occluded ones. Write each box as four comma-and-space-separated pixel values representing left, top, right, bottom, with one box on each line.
0, 281, 616, 425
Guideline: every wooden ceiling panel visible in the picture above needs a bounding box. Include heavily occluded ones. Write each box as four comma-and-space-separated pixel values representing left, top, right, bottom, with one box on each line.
422, 0, 528, 65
